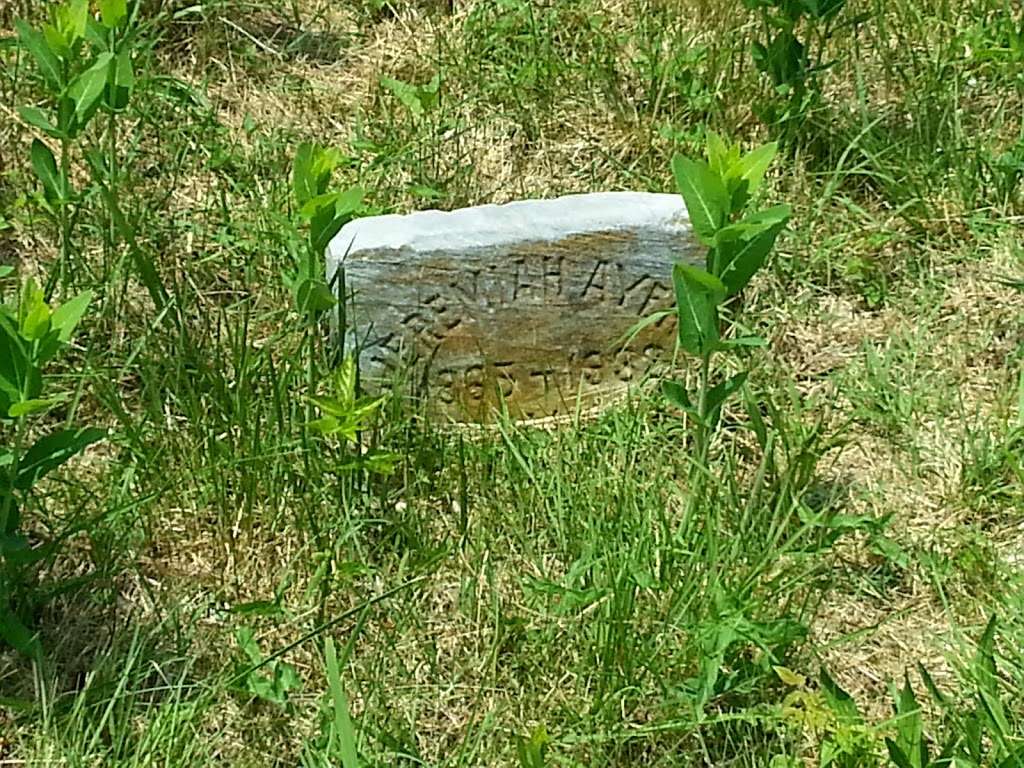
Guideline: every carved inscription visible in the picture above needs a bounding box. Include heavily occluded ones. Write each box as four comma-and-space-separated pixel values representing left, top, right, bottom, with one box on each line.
327, 192, 701, 421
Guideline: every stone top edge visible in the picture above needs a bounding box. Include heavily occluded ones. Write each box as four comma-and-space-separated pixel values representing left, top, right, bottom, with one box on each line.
326, 191, 690, 262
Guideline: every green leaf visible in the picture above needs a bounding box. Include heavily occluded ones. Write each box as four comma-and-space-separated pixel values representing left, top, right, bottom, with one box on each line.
980, 688, 1011, 742
0, 314, 33, 418
293, 279, 337, 314
712, 206, 790, 295
30, 139, 64, 207
17, 106, 65, 139
347, 449, 400, 476
706, 131, 739, 180
891, 674, 924, 768
18, 280, 51, 341
43, 0, 89, 57
0, 605, 40, 658
59, 0, 90, 44
760, 30, 806, 88
819, 667, 862, 724
8, 396, 65, 418
917, 663, 947, 707
105, 49, 134, 110
235, 626, 264, 666
419, 72, 441, 111
0, 533, 28, 562
773, 666, 806, 687
98, 0, 128, 28
308, 396, 353, 421
884, 740, 915, 768
293, 143, 343, 207
706, 372, 748, 420
2, 535, 58, 567
325, 637, 361, 768
871, 535, 910, 568
15, 19, 63, 90
672, 154, 730, 243
381, 76, 425, 118
312, 216, 351, 257
334, 356, 357, 408
662, 380, 699, 419
307, 415, 339, 435
298, 191, 340, 222
68, 52, 114, 128
15, 427, 106, 491
0, 266, 14, 280
292, 143, 317, 206
0, 491, 20, 536
672, 263, 724, 357
308, 186, 364, 255
43, 23, 72, 61
714, 205, 791, 242
743, 386, 768, 449
975, 615, 999, 697
726, 142, 778, 209
274, 661, 301, 702
515, 724, 549, 768
50, 290, 92, 342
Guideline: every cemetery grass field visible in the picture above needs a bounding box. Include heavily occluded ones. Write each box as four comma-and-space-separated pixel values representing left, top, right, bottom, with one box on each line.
1, 0, 1024, 765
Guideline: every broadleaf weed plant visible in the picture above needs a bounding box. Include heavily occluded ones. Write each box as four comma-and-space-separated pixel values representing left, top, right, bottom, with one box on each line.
0, 269, 102, 658
773, 617, 1024, 767
16, 0, 164, 304
664, 133, 790, 486
286, 142, 364, 415
742, 0, 853, 142
286, 144, 396, 624
642, 136, 855, 718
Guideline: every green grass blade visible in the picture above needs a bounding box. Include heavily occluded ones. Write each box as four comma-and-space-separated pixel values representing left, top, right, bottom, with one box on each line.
325, 637, 359, 768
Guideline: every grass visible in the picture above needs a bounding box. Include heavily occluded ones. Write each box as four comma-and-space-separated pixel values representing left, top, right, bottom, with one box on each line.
1, 0, 1024, 765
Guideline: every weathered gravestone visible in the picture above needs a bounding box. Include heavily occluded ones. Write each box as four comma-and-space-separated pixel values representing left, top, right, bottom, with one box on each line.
326, 192, 702, 421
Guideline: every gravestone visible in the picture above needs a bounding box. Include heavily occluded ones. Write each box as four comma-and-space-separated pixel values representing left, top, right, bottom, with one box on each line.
326, 192, 702, 421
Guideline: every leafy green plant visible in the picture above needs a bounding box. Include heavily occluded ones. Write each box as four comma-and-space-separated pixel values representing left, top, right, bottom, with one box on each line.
286, 142, 364, 422
231, 626, 302, 707
742, 0, 850, 139
662, 133, 790, 470
688, 589, 807, 714
380, 73, 441, 121
0, 273, 102, 657
775, 618, 1024, 768
287, 143, 394, 471
287, 148, 397, 628
302, 358, 395, 628
16, 0, 151, 296
307, 357, 396, 475
774, 665, 878, 766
